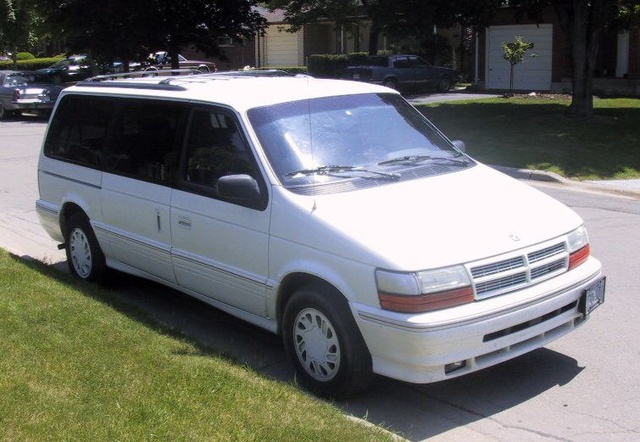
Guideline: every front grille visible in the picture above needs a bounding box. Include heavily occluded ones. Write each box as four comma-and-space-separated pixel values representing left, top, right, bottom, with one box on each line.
469, 240, 569, 299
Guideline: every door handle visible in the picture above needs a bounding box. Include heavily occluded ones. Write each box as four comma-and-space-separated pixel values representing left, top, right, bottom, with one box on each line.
178, 217, 192, 229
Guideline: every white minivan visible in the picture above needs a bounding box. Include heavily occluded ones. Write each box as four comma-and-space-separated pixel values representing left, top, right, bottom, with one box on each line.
36, 73, 605, 398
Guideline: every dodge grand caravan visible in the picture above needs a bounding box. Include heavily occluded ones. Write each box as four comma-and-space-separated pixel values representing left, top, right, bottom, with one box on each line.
36, 73, 605, 398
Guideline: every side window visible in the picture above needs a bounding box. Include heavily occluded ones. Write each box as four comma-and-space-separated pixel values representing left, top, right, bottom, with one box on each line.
393, 57, 410, 69
183, 109, 258, 190
410, 56, 430, 68
44, 95, 113, 168
106, 101, 183, 184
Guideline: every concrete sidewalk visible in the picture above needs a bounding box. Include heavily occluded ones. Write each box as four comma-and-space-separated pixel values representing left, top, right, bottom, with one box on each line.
0, 117, 638, 265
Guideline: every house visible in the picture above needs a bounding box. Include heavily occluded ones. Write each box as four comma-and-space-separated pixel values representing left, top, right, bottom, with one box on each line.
471, 6, 640, 96
189, 5, 640, 97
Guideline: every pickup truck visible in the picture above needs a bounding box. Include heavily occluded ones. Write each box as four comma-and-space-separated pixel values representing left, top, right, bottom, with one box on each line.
343, 54, 457, 92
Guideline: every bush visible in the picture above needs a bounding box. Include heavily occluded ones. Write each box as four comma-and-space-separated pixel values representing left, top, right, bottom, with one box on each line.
307, 53, 369, 78
261, 66, 308, 75
0, 56, 62, 71
16, 52, 35, 60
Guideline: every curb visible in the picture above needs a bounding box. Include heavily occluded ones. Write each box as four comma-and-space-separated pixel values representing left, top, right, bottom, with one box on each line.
492, 165, 640, 199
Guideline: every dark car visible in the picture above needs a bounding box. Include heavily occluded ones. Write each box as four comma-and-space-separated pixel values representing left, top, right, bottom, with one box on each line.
144, 51, 217, 74
35, 55, 93, 85
0, 70, 64, 119
344, 54, 457, 93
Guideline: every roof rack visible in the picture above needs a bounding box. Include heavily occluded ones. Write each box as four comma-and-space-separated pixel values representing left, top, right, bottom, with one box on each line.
84, 68, 203, 82
75, 81, 187, 91
75, 68, 208, 91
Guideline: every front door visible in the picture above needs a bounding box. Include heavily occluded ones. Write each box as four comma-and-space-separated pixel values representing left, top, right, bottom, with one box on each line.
170, 107, 271, 317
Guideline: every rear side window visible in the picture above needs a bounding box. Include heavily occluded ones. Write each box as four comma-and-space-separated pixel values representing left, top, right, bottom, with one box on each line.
107, 101, 184, 184
44, 95, 114, 168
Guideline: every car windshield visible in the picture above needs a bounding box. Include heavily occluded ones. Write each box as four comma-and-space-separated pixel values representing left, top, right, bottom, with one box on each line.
248, 93, 472, 191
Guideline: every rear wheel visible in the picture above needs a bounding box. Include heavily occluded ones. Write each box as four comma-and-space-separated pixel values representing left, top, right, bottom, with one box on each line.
383, 79, 399, 91
65, 213, 106, 282
282, 284, 373, 399
437, 77, 452, 92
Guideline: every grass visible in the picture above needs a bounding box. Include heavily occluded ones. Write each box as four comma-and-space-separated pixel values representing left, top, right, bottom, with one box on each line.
0, 251, 393, 441
418, 95, 640, 180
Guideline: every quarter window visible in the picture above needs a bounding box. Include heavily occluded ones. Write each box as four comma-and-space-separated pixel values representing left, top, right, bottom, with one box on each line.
43, 95, 113, 168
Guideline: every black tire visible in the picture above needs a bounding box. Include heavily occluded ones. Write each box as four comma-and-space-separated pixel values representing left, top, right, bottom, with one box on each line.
383, 79, 399, 91
65, 213, 106, 282
282, 283, 374, 399
437, 77, 452, 92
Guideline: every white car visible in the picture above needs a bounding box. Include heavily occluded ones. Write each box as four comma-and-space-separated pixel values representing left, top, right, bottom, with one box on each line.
36, 74, 605, 398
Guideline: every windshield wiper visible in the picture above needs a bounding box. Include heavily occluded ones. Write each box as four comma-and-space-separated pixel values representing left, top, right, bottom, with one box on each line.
378, 155, 469, 167
286, 165, 400, 180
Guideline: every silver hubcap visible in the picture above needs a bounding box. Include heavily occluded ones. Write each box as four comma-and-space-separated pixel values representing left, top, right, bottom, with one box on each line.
293, 308, 341, 381
69, 227, 92, 278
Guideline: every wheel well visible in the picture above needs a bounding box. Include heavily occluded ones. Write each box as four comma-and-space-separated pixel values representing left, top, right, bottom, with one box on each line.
59, 203, 87, 239
276, 273, 346, 334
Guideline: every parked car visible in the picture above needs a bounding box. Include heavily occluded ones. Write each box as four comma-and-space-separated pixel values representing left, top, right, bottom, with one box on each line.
0, 70, 63, 119
36, 74, 604, 398
145, 51, 217, 73
344, 54, 457, 92
35, 55, 93, 84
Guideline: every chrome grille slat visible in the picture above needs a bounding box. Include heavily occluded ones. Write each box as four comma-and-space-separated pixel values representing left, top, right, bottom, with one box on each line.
528, 243, 565, 263
471, 257, 524, 278
469, 241, 569, 299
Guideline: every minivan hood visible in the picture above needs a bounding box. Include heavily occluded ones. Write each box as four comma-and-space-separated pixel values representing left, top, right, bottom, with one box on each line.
273, 164, 583, 270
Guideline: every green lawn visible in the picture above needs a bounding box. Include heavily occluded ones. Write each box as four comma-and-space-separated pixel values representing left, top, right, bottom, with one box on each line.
0, 251, 393, 441
419, 96, 640, 180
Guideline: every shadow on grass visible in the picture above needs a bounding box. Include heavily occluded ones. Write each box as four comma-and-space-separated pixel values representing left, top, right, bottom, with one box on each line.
14, 254, 586, 441
421, 100, 640, 180
13, 254, 292, 382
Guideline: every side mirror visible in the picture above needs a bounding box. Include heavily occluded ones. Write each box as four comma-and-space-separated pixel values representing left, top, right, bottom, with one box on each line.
217, 174, 261, 202
452, 140, 466, 153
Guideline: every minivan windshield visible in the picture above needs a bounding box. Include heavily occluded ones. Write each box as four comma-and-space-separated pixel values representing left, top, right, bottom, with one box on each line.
248, 93, 472, 191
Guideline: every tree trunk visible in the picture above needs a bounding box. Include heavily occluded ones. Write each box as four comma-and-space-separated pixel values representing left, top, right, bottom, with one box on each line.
168, 45, 180, 70
563, 0, 614, 118
368, 25, 380, 56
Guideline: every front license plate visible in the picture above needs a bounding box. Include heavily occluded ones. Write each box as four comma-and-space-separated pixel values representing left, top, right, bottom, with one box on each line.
580, 277, 606, 315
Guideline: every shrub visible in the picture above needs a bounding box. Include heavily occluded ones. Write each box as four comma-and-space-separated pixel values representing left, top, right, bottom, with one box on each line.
307, 53, 369, 78
16, 52, 35, 60
0, 57, 62, 71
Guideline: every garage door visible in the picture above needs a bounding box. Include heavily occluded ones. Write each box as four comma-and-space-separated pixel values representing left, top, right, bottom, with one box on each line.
486, 24, 552, 91
262, 26, 302, 67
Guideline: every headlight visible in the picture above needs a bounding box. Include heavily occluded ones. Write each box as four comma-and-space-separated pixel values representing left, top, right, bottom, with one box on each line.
376, 266, 473, 313
568, 226, 590, 270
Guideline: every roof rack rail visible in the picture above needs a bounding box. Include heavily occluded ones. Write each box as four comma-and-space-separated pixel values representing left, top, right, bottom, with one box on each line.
84, 68, 203, 82
75, 81, 187, 91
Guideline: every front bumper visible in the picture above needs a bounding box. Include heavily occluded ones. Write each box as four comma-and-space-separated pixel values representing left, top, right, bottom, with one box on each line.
355, 257, 603, 384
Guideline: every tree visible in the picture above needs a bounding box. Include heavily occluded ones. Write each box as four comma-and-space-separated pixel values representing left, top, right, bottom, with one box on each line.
267, 0, 503, 56
36, 0, 267, 70
502, 36, 531, 96
512, 0, 640, 118
0, 0, 38, 67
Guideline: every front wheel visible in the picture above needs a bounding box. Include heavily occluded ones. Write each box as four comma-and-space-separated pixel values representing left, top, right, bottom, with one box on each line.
65, 213, 106, 282
282, 284, 373, 398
